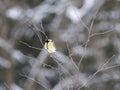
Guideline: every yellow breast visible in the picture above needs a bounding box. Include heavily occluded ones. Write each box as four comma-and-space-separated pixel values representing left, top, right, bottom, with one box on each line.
44, 39, 56, 53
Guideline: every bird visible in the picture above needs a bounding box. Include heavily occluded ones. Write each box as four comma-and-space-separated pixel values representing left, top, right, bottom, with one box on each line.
44, 39, 56, 53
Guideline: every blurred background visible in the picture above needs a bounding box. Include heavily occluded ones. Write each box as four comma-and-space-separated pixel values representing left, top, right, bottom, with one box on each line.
0, 0, 120, 90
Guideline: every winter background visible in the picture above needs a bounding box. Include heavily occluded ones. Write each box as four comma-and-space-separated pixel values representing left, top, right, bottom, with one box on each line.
0, 0, 120, 90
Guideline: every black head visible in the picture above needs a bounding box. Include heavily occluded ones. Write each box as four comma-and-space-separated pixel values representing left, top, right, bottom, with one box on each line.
45, 39, 52, 43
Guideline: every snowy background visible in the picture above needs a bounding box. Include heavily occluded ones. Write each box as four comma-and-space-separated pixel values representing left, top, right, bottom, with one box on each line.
0, 0, 120, 90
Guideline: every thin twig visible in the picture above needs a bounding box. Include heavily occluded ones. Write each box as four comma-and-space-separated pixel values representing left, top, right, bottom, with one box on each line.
42, 63, 58, 70
19, 73, 50, 90
19, 41, 41, 50
28, 22, 44, 46
40, 22, 49, 40
50, 55, 64, 89
65, 41, 79, 72
102, 64, 120, 71
90, 30, 113, 38
29, 22, 48, 40
78, 10, 99, 69
77, 55, 115, 90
